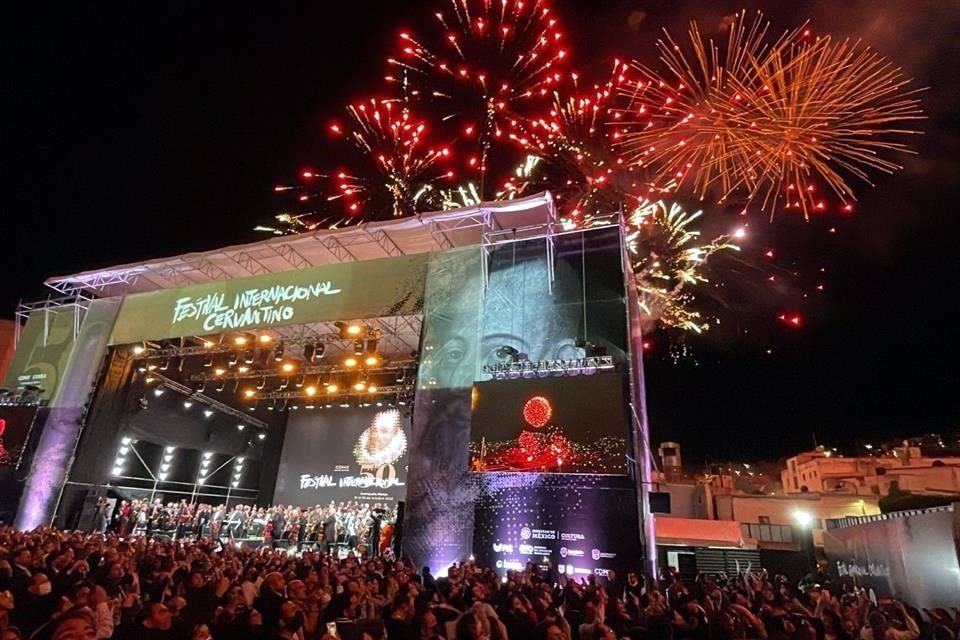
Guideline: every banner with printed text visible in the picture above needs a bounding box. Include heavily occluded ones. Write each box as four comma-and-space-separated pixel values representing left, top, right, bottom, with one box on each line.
109, 253, 429, 344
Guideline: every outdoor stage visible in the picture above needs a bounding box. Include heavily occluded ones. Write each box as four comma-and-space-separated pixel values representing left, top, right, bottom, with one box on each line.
2, 192, 655, 576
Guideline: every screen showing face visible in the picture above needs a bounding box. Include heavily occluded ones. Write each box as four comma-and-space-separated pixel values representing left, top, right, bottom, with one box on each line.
470, 373, 629, 474
275, 407, 410, 506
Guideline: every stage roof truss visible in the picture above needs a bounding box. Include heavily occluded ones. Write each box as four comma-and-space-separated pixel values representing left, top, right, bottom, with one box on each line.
43, 192, 571, 299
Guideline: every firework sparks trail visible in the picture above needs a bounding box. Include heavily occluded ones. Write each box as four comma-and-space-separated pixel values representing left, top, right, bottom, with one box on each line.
264, 99, 455, 231
386, 0, 568, 193
502, 60, 651, 223
626, 199, 741, 334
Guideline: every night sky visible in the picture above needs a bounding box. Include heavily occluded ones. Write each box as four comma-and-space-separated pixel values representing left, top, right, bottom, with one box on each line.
6, 1, 960, 463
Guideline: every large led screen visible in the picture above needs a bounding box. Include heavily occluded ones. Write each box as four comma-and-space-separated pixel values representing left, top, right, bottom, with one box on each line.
470, 373, 628, 474
274, 407, 410, 507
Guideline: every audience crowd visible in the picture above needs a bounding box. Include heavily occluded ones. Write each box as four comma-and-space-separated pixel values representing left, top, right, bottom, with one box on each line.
0, 520, 956, 640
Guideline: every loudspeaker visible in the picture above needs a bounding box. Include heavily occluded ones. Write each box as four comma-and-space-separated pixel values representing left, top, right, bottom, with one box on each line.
393, 501, 405, 559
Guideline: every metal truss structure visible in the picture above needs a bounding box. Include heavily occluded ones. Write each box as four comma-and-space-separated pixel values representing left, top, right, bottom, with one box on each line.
42, 192, 604, 299
148, 373, 268, 429
14, 295, 93, 347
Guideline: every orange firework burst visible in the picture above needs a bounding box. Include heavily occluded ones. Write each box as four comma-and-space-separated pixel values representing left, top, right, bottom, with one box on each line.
616, 11, 923, 217
730, 34, 925, 215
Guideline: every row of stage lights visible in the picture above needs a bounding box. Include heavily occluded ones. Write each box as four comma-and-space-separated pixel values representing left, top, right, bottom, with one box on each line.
143, 374, 412, 419
113, 437, 253, 488
132, 322, 407, 402
138, 384, 267, 437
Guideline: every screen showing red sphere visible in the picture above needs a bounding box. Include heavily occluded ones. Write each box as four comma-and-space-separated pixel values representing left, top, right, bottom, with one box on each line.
470, 373, 629, 474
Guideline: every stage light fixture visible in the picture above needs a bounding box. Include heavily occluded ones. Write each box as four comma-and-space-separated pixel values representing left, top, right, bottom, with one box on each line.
158, 472, 169, 481
215, 379, 226, 392
112, 467, 123, 476
227, 352, 239, 366
119, 446, 129, 455
396, 370, 406, 383
340, 403, 351, 408
159, 358, 170, 371
183, 400, 193, 409
243, 389, 256, 398
214, 367, 226, 376
281, 362, 296, 373
238, 366, 249, 373
234, 335, 249, 346
344, 323, 364, 337
138, 366, 148, 374
196, 379, 207, 393
258, 433, 267, 440
243, 350, 256, 364
237, 456, 244, 463
121, 437, 132, 445
368, 384, 378, 393
365, 338, 379, 354
237, 424, 245, 431
203, 409, 214, 418
165, 446, 175, 453
316, 343, 326, 358
203, 340, 215, 348
202, 451, 212, 459
161, 463, 170, 472
197, 477, 206, 485
294, 374, 305, 388
258, 334, 273, 344
144, 375, 155, 383
279, 377, 289, 390
344, 357, 358, 368
132, 345, 145, 356
153, 387, 166, 397
273, 342, 285, 361
305, 386, 317, 397
114, 457, 125, 467
304, 343, 316, 362
203, 357, 213, 368
353, 340, 365, 356
364, 355, 380, 367
354, 381, 367, 392
326, 383, 339, 394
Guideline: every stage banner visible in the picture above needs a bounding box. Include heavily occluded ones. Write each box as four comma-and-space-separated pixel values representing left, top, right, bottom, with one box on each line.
470, 373, 628, 474
474, 473, 640, 578
274, 407, 410, 507
109, 253, 429, 344
823, 508, 960, 610
406, 246, 485, 572
2, 308, 79, 402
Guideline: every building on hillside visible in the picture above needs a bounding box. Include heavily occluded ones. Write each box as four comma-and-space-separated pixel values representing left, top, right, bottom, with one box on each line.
781, 443, 960, 497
